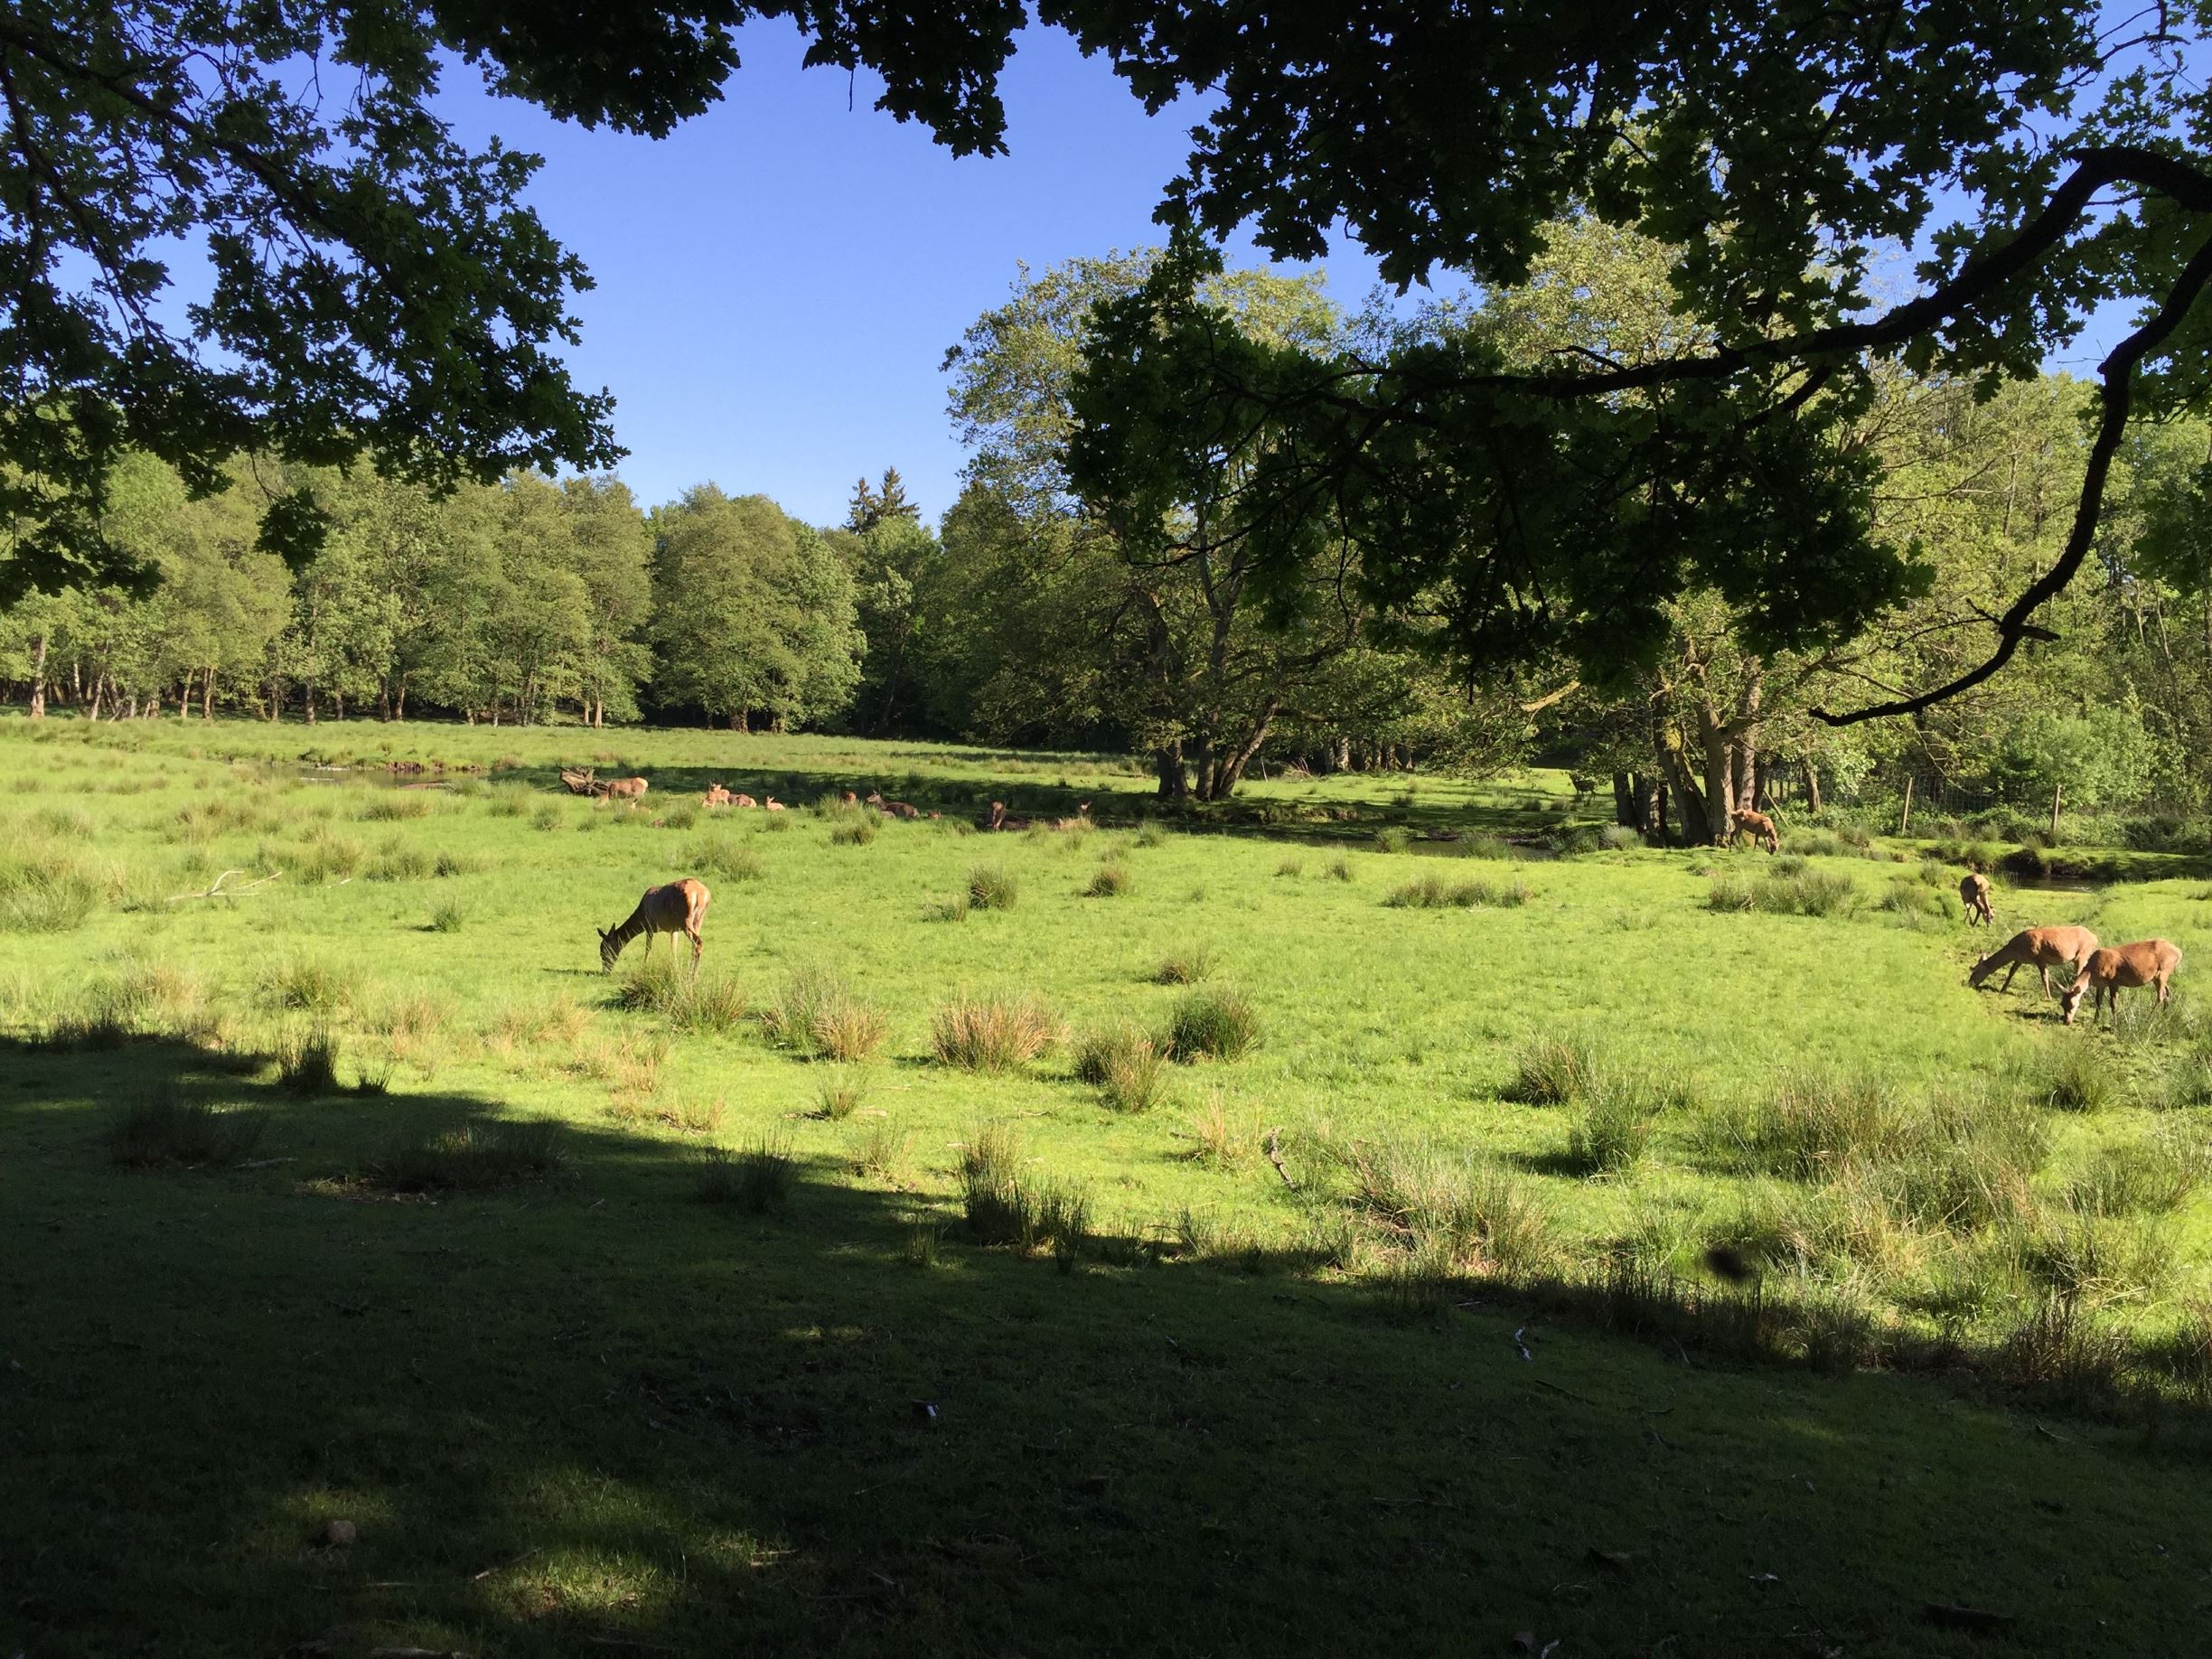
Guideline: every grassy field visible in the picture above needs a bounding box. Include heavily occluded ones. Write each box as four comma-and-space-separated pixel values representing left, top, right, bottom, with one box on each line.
7, 715, 2212, 1655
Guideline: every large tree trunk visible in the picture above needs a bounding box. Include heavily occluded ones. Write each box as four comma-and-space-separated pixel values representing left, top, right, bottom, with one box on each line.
1802, 758, 1823, 815
202, 671, 215, 719
1613, 772, 1636, 828
1154, 743, 1189, 803
27, 633, 47, 717
1700, 721, 1735, 843
1637, 774, 1664, 839
729, 708, 749, 734
1204, 701, 1279, 801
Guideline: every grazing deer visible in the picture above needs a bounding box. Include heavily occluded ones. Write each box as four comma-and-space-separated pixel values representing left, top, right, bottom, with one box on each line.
2062, 940, 2183, 1026
603, 776, 648, 802
704, 783, 734, 808
866, 790, 921, 820
1959, 872, 1995, 927
1729, 807, 1780, 854
1971, 925, 2100, 998
597, 878, 712, 976
764, 796, 786, 811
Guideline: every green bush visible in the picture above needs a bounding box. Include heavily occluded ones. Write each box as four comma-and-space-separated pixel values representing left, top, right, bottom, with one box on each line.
967, 865, 1017, 910
1086, 861, 1132, 896
1073, 1022, 1168, 1112
1164, 987, 1260, 1062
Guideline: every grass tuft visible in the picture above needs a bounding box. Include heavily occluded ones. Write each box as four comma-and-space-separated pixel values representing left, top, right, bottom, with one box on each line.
966, 864, 1017, 910
765, 968, 887, 1061
695, 1134, 795, 1213
108, 1084, 265, 1168
932, 991, 1058, 1072
1085, 861, 1132, 897
1164, 986, 1259, 1062
1072, 1022, 1169, 1112
275, 1027, 342, 1096
364, 1120, 568, 1193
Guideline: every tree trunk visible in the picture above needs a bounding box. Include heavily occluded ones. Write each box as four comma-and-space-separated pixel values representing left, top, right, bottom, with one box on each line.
1802, 758, 1822, 815
1154, 744, 1189, 803
729, 708, 748, 733
394, 680, 407, 720
1205, 702, 1279, 801
87, 676, 104, 721
1700, 721, 1735, 843
1637, 774, 1664, 839
202, 671, 215, 719
304, 680, 317, 724
27, 633, 47, 717
1612, 772, 1636, 828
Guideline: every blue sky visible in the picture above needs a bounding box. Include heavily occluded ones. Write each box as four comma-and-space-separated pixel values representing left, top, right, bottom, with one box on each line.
436, 21, 1388, 529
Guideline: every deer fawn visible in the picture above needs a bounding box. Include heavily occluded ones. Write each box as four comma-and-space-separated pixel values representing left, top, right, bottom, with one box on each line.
597, 878, 712, 976
1970, 926, 2098, 999
2061, 940, 2183, 1026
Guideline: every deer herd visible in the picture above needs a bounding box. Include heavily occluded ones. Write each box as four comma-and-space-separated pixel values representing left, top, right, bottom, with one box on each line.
592, 774, 2186, 1030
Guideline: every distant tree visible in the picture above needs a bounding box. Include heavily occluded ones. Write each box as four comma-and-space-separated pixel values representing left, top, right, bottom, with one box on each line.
650, 487, 863, 732
844, 467, 922, 535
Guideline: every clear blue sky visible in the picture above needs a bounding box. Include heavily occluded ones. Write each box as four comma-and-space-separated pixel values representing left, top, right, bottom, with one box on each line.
436, 21, 1387, 530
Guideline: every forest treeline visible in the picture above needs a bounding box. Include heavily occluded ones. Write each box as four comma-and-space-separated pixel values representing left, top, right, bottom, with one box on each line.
6, 227, 2212, 829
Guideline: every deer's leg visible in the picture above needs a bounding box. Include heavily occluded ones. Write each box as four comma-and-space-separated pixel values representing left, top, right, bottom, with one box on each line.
688, 926, 703, 978
2001, 961, 2020, 993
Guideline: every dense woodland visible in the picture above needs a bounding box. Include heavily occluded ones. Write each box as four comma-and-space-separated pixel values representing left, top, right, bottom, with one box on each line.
5, 229, 2212, 831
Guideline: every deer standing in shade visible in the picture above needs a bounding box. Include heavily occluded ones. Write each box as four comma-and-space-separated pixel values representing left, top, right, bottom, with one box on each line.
597, 878, 712, 976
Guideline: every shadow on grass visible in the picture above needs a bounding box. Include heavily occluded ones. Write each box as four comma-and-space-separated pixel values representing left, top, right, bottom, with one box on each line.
7, 1028, 2212, 1655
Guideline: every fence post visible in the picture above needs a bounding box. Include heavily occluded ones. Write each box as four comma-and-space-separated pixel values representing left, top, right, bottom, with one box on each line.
1899, 774, 1914, 838
2050, 783, 2064, 839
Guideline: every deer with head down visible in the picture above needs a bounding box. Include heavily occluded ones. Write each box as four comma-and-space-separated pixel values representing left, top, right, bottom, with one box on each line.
597, 878, 711, 977
1959, 872, 1995, 927
2061, 940, 2183, 1026
1729, 807, 1779, 854
1971, 925, 2098, 999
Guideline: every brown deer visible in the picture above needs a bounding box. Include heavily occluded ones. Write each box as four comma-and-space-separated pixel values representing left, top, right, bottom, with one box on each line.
704, 783, 734, 808
764, 795, 786, 811
1959, 872, 1995, 927
731, 792, 757, 808
866, 790, 921, 819
981, 800, 1032, 831
602, 775, 649, 803
1729, 807, 1780, 853
1971, 925, 2098, 998
2061, 940, 2183, 1026
597, 878, 712, 976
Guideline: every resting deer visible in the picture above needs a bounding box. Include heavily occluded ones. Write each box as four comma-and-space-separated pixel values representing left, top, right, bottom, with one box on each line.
866, 790, 921, 820
981, 800, 1032, 832
1971, 925, 2099, 998
1959, 872, 1995, 927
731, 792, 756, 808
764, 795, 786, 811
704, 783, 734, 808
603, 775, 648, 802
2062, 940, 2183, 1026
1729, 807, 1779, 854
597, 878, 711, 976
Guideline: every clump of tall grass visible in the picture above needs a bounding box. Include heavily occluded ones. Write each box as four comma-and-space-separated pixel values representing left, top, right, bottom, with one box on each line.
433, 849, 483, 878
920, 892, 970, 923
966, 864, 1017, 910
1372, 826, 1411, 854
958, 1124, 1092, 1254
0, 850, 105, 933
1741, 1071, 1911, 1179
695, 1134, 796, 1213
1597, 825, 1645, 851
364, 1120, 568, 1193
1507, 1031, 1604, 1104
426, 897, 470, 933
1384, 873, 1530, 909
1133, 822, 1167, 848
1086, 861, 1132, 896
1326, 1136, 1555, 1278
1451, 832, 1514, 859
293, 827, 366, 883
1707, 867, 1859, 917
1073, 1022, 1168, 1111
1152, 945, 1215, 984
2064, 1132, 2209, 1217
261, 958, 357, 1015
850, 1119, 909, 1180
764, 967, 887, 1061
361, 792, 435, 820
614, 957, 748, 1035
108, 1084, 265, 1167
684, 836, 764, 883
931, 991, 1058, 1072
814, 1065, 872, 1120
276, 1026, 343, 1095
1565, 1082, 1660, 1175
1326, 856, 1354, 881
2039, 1042, 2114, 1112
830, 814, 880, 847
1164, 986, 1259, 1062
367, 839, 432, 881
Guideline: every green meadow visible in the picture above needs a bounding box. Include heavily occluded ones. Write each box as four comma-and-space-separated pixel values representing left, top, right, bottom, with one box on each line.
8, 716, 2212, 1655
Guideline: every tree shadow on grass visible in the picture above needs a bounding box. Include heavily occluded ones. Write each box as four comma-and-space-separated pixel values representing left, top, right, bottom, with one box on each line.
6, 1029, 2212, 1656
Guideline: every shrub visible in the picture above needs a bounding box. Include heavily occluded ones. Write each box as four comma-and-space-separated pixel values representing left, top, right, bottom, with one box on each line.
1087, 862, 1132, 897
1598, 825, 1644, 851
276, 1027, 342, 1096
108, 1086, 265, 1167
695, 1135, 794, 1213
365, 1120, 567, 1193
1073, 1022, 1168, 1112
1508, 1032, 1603, 1104
1164, 986, 1259, 1062
688, 837, 765, 883
1373, 826, 1411, 854
967, 865, 1017, 910
830, 815, 880, 847
1451, 832, 1514, 859
932, 991, 1058, 1072
426, 898, 470, 933
1326, 856, 1354, 881
765, 968, 886, 1061
1152, 946, 1215, 984
1274, 857, 1304, 878
800, 1065, 865, 1123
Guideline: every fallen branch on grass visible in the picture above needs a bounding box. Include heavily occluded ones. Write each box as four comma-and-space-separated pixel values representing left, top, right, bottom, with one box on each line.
167, 868, 285, 902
